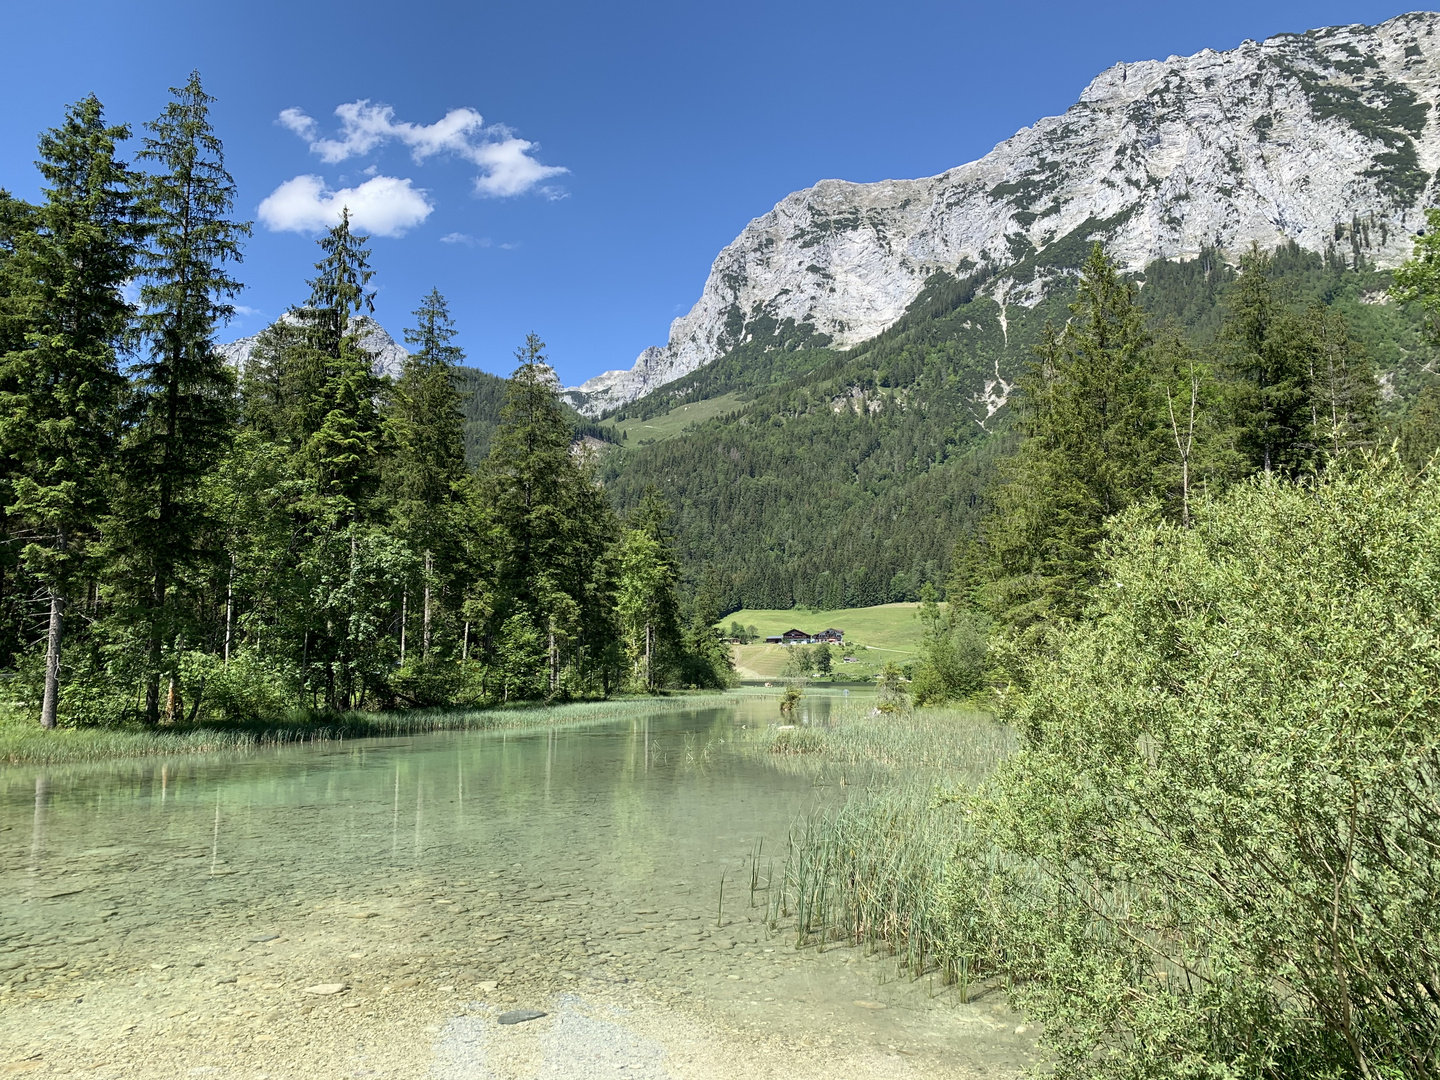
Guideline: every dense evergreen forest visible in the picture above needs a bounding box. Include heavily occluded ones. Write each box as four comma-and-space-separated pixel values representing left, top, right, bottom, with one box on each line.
0, 79, 728, 729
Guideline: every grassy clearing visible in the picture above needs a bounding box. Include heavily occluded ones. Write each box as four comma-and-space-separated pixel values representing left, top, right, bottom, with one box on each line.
742, 705, 1016, 997
611, 392, 746, 445
724, 602, 929, 681
0, 693, 741, 766
723, 602, 926, 651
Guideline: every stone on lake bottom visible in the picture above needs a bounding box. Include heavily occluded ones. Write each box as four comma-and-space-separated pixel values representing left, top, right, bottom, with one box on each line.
302, 983, 348, 996
498, 1009, 546, 1025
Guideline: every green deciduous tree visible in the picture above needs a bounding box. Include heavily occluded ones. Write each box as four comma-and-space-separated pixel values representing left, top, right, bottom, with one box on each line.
984, 457, 1440, 1079
910, 583, 987, 705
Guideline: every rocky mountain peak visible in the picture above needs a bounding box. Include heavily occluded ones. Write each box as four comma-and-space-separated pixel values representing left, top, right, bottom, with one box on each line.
218, 315, 409, 380
566, 12, 1440, 416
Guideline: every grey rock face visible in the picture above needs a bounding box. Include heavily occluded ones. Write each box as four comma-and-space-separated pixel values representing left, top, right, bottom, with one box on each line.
218, 315, 409, 380
566, 13, 1440, 415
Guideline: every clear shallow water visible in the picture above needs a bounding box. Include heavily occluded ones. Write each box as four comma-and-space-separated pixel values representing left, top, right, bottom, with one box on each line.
0, 694, 1031, 1078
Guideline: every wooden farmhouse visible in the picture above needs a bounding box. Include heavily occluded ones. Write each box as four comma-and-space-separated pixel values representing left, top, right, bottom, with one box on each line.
763, 627, 845, 645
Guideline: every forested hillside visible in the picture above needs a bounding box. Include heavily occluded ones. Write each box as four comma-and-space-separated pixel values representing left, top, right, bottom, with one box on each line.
600, 243, 1432, 614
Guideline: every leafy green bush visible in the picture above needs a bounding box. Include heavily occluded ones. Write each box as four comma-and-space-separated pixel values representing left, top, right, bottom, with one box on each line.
912, 603, 989, 705
985, 457, 1440, 1079
186, 649, 302, 722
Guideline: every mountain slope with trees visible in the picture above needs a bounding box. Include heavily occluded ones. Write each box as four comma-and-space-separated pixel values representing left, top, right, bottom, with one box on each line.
602, 238, 1431, 615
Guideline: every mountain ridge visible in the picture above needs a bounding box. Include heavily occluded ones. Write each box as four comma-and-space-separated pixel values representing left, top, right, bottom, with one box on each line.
218, 315, 410, 380
566, 11, 1440, 416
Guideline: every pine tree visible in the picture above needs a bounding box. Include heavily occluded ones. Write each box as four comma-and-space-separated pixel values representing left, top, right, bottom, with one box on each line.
1307, 307, 1376, 459
984, 244, 1163, 634
0, 191, 38, 669
479, 335, 619, 697
483, 335, 579, 614
294, 209, 383, 520
389, 288, 466, 660
0, 96, 137, 728
1221, 245, 1317, 477
108, 71, 249, 723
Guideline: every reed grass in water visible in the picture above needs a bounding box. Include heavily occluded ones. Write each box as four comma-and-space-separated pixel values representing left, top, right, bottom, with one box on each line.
748, 705, 1018, 999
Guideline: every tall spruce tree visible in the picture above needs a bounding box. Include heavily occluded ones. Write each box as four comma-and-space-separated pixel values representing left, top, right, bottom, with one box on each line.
294, 209, 383, 519
0, 96, 137, 728
1223, 246, 1376, 476
1221, 245, 1318, 477
389, 288, 466, 659
0, 192, 38, 669
479, 335, 618, 697
109, 71, 249, 723
984, 244, 1163, 634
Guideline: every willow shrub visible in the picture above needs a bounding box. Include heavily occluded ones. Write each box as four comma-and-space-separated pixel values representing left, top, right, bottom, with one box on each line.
984, 458, 1440, 1079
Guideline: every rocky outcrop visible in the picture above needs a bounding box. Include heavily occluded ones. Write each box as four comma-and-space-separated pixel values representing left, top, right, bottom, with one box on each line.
218, 316, 409, 379
566, 12, 1440, 415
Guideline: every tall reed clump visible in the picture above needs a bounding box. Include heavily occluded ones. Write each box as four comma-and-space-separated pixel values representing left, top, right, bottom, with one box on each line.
751, 706, 1019, 997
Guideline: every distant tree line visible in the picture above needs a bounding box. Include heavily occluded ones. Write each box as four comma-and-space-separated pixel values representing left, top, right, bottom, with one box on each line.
0, 79, 729, 728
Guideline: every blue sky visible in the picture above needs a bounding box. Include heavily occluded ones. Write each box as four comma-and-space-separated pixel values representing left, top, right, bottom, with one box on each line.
0, 0, 1419, 385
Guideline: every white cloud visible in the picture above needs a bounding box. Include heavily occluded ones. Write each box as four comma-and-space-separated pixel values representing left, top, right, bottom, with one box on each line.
234, 304, 262, 317
440, 232, 491, 247
467, 132, 568, 197
258, 175, 433, 237
277, 107, 317, 142
279, 100, 567, 198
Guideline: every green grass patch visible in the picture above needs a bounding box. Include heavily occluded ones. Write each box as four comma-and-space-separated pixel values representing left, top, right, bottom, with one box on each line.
611, 391, 746, 445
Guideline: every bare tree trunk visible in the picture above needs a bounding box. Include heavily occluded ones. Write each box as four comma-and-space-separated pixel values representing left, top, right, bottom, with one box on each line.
399, 590, 408, 666
166, 676, 182, 725
223, 556, 235, 667
422, 550, 433, 660
145, 575, 166, 725
645, 621, 653, 691
1166, 367, 1199, 529
145, 673, 160, 726
548, 621, 557, 695
462, 621, 470, 662
40, 591, 64, 730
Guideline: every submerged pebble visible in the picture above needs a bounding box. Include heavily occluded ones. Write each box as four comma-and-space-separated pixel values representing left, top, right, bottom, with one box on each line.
498, 1008, 547, 1025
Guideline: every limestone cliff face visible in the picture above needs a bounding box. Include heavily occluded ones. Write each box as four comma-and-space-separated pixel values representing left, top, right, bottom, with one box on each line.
218, 316, 409, 380
566, 12, 1440, 415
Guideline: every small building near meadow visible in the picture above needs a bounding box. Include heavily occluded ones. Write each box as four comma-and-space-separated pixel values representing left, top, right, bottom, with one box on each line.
765, 628, 815, 645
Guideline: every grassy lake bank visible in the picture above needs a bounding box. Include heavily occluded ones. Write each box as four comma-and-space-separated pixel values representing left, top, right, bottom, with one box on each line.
0, 692, 745, 766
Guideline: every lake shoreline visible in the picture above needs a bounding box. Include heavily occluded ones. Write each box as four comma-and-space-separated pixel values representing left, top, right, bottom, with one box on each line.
0, 692, 746, 767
